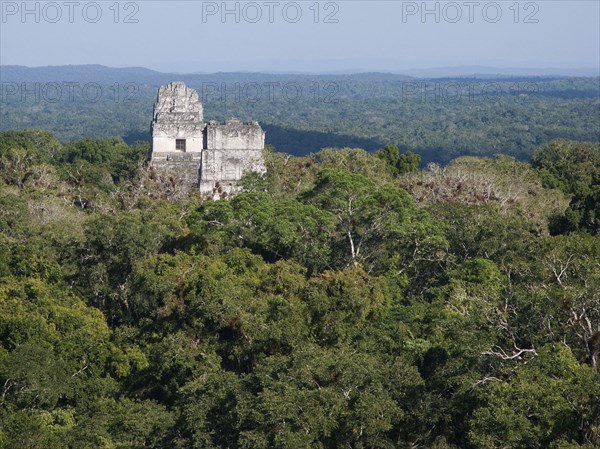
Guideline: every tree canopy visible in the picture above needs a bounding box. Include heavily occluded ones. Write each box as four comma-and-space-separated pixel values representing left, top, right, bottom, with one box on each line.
0, 130, 599, 448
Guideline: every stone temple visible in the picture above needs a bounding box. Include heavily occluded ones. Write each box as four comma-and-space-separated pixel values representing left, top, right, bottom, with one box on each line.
148, 81, 266, 199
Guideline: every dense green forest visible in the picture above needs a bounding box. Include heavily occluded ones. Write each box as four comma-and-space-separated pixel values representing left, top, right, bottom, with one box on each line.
1, 66, 599, 163
0, 129, 599, 448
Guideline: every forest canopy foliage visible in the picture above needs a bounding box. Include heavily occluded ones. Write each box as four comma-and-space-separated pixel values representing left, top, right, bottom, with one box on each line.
0, 130, 599, 448
1, 69, 599, 163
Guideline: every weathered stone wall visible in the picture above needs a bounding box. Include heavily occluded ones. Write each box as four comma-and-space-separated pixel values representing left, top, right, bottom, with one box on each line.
199, 148, 265, 199
200, 119, 265, 198
151, 137, 204, 155
148, 82, 265, 198
150, 81, 204, 156
206, 119, 265, 150
151, 154, 202, 189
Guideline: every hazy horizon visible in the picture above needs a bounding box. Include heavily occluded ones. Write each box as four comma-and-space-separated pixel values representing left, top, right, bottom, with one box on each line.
3, 63, 598, 78
1, 1, 598, 74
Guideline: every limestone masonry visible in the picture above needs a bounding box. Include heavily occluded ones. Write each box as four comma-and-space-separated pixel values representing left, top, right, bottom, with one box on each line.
148, 81, 266, 199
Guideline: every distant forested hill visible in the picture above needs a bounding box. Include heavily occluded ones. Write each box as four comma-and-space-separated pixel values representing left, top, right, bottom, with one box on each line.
1, 65, 598, 163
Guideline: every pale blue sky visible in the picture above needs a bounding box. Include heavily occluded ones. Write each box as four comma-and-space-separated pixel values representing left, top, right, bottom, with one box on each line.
1, 1, 599, 73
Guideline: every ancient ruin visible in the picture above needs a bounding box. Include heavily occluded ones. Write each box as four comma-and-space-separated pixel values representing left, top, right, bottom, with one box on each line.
148, 82, 265, 199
